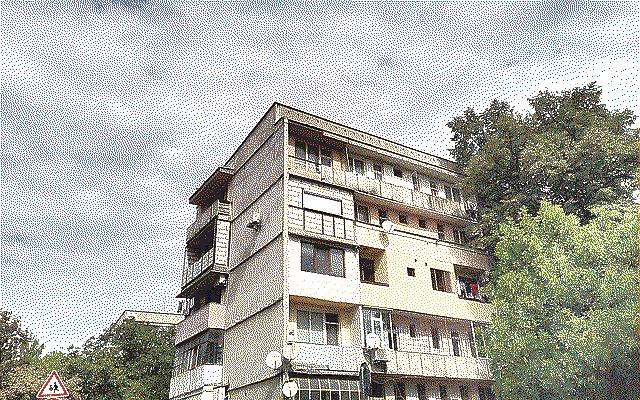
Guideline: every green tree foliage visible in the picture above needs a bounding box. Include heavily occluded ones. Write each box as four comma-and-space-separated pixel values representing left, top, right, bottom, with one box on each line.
0, 310, 44, 393
448, 83, 638, 243
0, 314, 175, 400
487, 202, 639, 399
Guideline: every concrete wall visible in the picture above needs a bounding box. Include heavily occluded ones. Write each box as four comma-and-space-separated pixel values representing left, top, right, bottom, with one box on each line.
227, 376, 281, 400
223, 112, 286, 391
356, 223, 493, 323
287, 236, 360, 305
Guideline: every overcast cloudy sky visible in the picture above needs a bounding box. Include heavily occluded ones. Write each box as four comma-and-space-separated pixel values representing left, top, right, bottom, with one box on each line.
2, 1, 639, 351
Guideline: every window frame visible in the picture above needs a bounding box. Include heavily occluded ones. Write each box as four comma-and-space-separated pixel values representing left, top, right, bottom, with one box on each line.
437, 224, 446, 240
296, 310, 340, 346
356, 204, 370, 223
301, 241, 345, 277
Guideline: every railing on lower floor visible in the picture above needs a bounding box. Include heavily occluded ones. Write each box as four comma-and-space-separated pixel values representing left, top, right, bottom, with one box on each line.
169, 364, 223, 399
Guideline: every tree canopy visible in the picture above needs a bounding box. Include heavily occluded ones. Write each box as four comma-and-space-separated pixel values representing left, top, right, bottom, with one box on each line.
0, 314, 175, 400
487, 202, 639, 399
448, 83, 638, 244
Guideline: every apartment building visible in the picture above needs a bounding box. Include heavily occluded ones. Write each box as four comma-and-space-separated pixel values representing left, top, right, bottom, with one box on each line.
169, 104, 495, 400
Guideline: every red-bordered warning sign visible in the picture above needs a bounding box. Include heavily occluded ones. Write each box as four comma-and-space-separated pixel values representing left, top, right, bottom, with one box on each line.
37, 370, 69, 398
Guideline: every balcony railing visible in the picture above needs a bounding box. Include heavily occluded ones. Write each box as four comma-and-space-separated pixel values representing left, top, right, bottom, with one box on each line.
169, 364, 223, 399
175, 302, 225, 345
288, 156, 472, 220
290, 343, 366, 374
384, 349, 491, 380
186, 200, 231, 243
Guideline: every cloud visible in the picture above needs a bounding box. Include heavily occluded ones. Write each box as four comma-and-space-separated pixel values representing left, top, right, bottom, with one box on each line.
1, 0, 639, 351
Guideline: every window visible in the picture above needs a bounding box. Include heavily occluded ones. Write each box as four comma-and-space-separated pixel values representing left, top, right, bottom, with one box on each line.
452, 187, 461, 203
431, 269, 450, 292
321, 147, 332, 167
393, 382, 406, 400
393, 167, 403, 178
411, 173, 420, 190
173, 330, 223, 376
350, 158, 365, 175
430, 181, 438, 196
418, 219, 427, 228
407, 267, 416, 277
444, 185, 453, 201
472, 323, 489, 358
453, 229, 466, 244
437, 224, 446, 240
297, 310, 339, 345
399, 214, 408, 224
371, 382, 384, 398
360, 258, 375, 283
451, 331, 460, 356
303, 192, 342, 216
378, 209, 388, 223
363, 308, 393, 349
296, 377, 361, 400
409, 324, 417, 338
439, 385, 447, 400
459, 386, 469, 400
373, 164, 383, 180
431, 326, 440, 349
301, 242, 344, 277
417, 383, 427, 400
356, 204, 370, 223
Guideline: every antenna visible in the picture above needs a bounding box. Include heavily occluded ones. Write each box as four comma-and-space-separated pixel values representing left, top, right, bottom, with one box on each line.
381, 220, 395, 233
365, 332, 382, 349
265, 351, 283, 370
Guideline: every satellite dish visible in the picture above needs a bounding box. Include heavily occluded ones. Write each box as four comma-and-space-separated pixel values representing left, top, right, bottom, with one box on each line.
265, 351, 283, 370
365, 332, 382, 349
381, 220, 395, 233
282, 380, 299, 398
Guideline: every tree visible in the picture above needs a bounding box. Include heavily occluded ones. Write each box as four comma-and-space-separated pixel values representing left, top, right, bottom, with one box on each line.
70, 318, 176, 400
448, 83, 638, 244
487, 202, 639, 399
0, 310, 43, 389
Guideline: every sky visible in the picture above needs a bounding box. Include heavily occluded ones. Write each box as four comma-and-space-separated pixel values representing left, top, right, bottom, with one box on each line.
2, 1, 639, 352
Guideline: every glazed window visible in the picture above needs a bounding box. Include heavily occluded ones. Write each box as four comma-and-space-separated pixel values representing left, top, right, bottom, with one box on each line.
356, 204, 370, 223
296, 310, 339, 345
301, 242, 344, 277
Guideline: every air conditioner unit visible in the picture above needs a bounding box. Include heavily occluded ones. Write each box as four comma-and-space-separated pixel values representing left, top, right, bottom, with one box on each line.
373, 348, 391, 362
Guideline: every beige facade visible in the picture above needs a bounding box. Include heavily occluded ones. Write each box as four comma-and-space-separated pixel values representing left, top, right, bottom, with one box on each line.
170, 104, 495, 400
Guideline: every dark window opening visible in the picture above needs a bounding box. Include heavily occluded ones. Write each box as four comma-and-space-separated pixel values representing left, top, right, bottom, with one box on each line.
418, 219, 427, 228
431, 327, 440, 349
417, 384, 427, 400
439, 385, 448, 400
373, 164, 383, 180
459, 386, 469, 400
451, 331, 460, 356
360, 258, 375, 283
371, 382, 384, 398
301, 242, 344, 277
407, 267, 416, 277
393, 382, 406, 400
452, 187, 461, 203
431, 269, 450, 292
409, 324, 417, 338
378, 209, 388, 223
437, 224, 446, 240
356, 205, 370, 223
399, 214, 408, 224
393, 168, 403, 178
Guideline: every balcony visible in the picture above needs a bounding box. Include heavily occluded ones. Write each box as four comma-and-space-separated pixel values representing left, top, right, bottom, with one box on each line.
182, 245, 229, 289
288, 157, 473, 221
169, 364, 223, 399
383, 349, 491, 380
290, 343, 366, 374
186, 200, 231, 244
175, 302, 225, 345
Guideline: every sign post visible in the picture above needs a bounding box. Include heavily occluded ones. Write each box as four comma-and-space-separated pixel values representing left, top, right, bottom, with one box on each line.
36, 370, 69, 399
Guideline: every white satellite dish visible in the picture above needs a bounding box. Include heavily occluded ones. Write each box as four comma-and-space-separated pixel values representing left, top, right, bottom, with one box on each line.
282, 380, 299, 398
365, 332, 382, 349
265, 351, 283, 370
381, 220, 395, 233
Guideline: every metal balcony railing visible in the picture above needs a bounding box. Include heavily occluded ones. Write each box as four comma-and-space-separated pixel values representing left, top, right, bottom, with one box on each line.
186, 200, 231, 243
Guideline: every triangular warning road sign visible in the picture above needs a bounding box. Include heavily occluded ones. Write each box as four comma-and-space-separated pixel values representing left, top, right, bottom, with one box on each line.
37, 370, 69, 398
